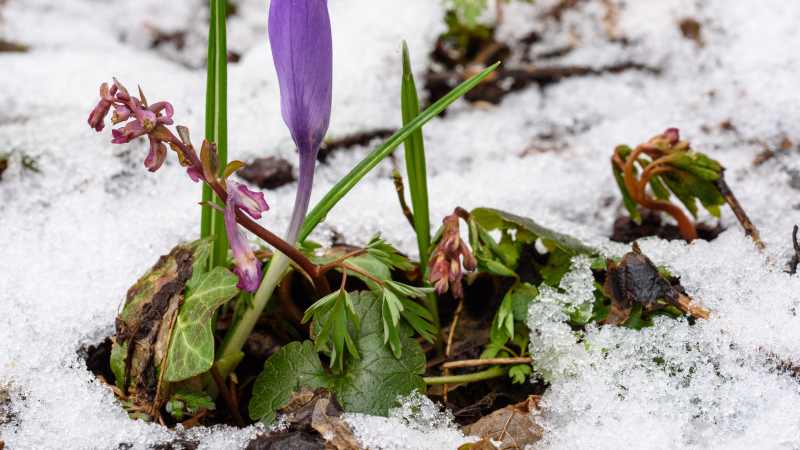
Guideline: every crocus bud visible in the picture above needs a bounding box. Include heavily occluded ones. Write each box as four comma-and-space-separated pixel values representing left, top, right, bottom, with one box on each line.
224, 180, 270, 292
268, 0, 333, 158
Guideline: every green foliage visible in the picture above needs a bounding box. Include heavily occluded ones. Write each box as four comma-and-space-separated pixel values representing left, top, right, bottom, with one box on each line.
166, 389, 216, 421
470, 207, 599, 384
302, 289, 360, 372
298, 62, 501, 243
250, 292, 426, 423
164, 267, 240, 382
400, 43, 432, 270
446, 0, 489, 29
202, 0, 229, 268
612, 145, 725, 221
248, 341, 330, 424
309, 237, 436, 361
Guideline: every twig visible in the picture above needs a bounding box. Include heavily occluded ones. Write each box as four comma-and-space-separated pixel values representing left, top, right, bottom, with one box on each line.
338, 262, 385, 287
318, 248, 367, 274
443, 356, 532, 369
424, 366, 507, 385
392, 170, 416, 230
787, 225, 799, 275
496, 408, 518, 450
443, 299, 465, 402
211, 366, 245, 427
714, 175, 765, 250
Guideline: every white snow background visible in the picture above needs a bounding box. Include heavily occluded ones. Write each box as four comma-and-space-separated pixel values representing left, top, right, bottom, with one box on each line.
1, 0, 800, 449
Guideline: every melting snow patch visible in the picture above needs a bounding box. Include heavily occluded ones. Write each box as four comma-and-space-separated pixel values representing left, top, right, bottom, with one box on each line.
345, 392, 478, 450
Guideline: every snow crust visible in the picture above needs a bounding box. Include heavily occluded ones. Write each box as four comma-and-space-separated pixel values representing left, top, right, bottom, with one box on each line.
1, 0, 800, 448
345, 392, 476, 450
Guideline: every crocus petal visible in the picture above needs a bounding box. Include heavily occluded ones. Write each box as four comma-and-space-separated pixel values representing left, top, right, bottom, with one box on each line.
268, 0, 332, 157
144, 137, 167, 172
224, 194, 262, 292
230, 181, 269, 219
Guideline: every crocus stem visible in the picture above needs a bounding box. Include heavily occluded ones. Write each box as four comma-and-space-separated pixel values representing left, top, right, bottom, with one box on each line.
217, 153, 319, 371
423, 366, 507, 385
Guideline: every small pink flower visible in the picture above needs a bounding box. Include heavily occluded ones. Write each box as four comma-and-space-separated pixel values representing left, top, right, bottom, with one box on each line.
224, 180, 270, 292
87, 83, 114, 132
428, 212, 477, 299
111, 104, 131, 124
144, 136, 167, 172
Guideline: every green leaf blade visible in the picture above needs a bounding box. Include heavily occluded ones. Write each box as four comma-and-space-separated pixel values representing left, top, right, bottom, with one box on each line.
401, 42, 432, 269
299, 61, 501, 242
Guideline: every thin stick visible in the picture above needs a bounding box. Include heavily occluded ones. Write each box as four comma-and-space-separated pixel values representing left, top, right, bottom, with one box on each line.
318, 248, 367, 274
443, 356, 532, 370
715, 175, 765, 250
787, 225, 799, 275
211, 366, 245, 427
443, 299, 465, 402
424, 366, 507, 385
392, 170, 416, 230
338, 262, 385, 287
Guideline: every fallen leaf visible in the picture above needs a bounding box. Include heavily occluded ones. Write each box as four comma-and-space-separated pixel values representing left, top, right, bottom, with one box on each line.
463, 396, 543, 449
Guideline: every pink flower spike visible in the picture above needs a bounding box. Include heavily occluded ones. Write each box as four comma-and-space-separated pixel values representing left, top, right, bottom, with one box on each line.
111, 121, 146, 144
87, 83, 113, 132
111, 104, 131, 124
187, 166, 203, 183
134, 107, 157, 132
144, 137, 167, 172
230, 181, 269, 219
224, 182, 265, 292
149, 102, 175, 125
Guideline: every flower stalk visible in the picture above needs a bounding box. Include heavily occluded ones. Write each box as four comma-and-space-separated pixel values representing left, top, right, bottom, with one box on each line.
217, 0, 333, 365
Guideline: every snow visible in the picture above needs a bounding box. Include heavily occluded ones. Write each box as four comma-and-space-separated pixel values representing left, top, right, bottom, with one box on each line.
345, 392, 477, 450
1, 0, 800, 449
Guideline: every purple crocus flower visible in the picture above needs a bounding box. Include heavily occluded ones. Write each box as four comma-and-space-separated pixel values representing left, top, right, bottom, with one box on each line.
268, 0, 332, 241
224, 179, 270, 292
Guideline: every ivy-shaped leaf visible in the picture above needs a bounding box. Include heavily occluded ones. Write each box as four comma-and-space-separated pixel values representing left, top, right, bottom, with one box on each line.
164, 267, 240, 382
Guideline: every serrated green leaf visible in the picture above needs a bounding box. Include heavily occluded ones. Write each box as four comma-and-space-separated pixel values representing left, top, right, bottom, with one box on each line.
510, 283, 539, 322
165, 267, 240, 382
332, 292, 425, 416
508, 364, 532, 384
248, 341, 330, 423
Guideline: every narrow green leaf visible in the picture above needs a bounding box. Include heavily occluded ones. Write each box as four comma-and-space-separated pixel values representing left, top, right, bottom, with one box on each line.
164, 267, 240, 382
204, 0, 229, 268
299, 62, 501, 242
401, 42, 432, 270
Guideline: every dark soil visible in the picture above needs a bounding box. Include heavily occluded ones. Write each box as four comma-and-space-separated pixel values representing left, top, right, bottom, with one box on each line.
317, 128, 396, 163
238, 157, 296, 190
611, 210, 723, 243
